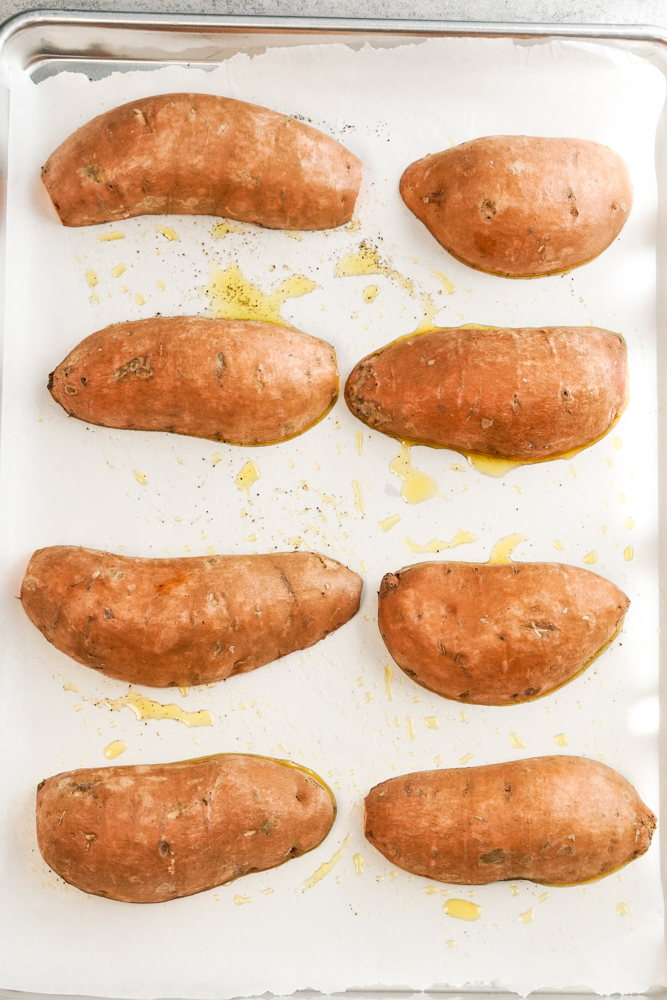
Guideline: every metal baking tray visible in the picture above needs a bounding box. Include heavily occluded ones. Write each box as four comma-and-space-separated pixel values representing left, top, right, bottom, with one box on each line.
1, 10, 667, 1000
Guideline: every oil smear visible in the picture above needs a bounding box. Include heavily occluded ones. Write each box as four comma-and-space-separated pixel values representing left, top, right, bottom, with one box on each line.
207, 263, 316, 324
487, 534, 527, 564
303, 833, 351, 889
353, 853, 364, 874
404, 528, 478, 554
212, 220, 245, 238
443, 899, 481, 921
385, 665, 394, 701
352, 478, 365, 514
379, 514, 401, 532
390, 444, 439, 504
465, 453, 524, 478
156, 225, 180, 241
431, 269, 456, 294
334, 241, 414, 295
413, 292, 439, 334
236, 461, 260, 497
103, 739, 127, 759
105, 688, 213, 728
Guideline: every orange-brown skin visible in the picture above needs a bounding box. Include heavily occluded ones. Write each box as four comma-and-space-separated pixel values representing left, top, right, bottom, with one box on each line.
37, 754, 336, 903
345, 326, 628, 460
364, 758, 655, 885
42, 93, 362, 230
400, 136, 633, 277
48, 316, 338, 445
378, 562, 629, 705
21, 546, 362, 687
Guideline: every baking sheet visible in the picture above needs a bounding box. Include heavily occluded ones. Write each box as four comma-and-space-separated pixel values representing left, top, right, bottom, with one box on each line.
0, 33, 664, 999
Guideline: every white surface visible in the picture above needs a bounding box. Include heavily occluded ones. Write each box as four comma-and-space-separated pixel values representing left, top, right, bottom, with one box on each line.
0, 35, 664, 999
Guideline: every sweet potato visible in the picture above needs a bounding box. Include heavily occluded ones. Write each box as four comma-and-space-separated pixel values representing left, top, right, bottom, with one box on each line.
400, 136, 632, 276
42, 93, 362, 230
37, 753, 336, 902
364, 756, 655, 885
48, 316, 338, 445
21, 546, 362, 687
345, 326, 628, 460
378, 561, 628, 704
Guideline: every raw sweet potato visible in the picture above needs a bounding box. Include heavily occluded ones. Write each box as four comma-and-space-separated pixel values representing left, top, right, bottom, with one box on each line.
364, 756, 655, 885
37, 753, 336, 902
49, 316, 338, 445
21, 546, 362, 687
345, 326, 628, 460
42, 93, 362, 229
400, 136, 632, 276
378, 561, 628, 704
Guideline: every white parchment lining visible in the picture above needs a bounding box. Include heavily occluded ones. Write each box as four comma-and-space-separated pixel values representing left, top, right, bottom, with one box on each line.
0, 35, 665, 999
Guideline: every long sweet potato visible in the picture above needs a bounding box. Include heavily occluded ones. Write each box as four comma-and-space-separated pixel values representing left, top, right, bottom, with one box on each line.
42, 93, 362, 229
49, 316, 338, 445
21, 546, 362, 687
345, 326, 628, 460
364, 757, 655, 885
37, 753, 336, 902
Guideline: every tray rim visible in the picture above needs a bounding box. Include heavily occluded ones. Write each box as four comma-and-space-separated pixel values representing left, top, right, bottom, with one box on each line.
0, 10, 666, 1000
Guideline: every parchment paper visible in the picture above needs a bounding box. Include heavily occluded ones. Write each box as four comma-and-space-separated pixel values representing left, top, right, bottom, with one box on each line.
0, 34, 664, 999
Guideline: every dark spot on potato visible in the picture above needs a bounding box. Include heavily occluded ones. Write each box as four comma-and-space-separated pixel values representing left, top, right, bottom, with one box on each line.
524, 686, 541, 697
159, 841, 170, 856
479, 848, 507, 865
423, 189, 446, 205
558, 845, 573, 855
380, 573, 399, 597
261, 817, 280, 835
114, 356, 153, 381
480, 197, 497, 221
103, 607, 115, 620
403, 667, 417, 677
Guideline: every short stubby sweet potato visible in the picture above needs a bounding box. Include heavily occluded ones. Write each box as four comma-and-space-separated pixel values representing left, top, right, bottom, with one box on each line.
364, 756, 655, 885
345, 326, 628, 461
37, 753, 336, 902
378, 561, 628, 704
49, 316, 338, 445
42, 93, 362, 230
400, 136, 632, 276
21, 546, 362, 687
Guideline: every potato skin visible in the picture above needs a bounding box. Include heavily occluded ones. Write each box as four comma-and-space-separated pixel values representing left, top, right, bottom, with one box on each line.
21, 546, 362, 687
345, 326, 628, 459
48, 316, 338, 445
42, 93, 362, 230
364, 757, 655, 885
378, 561, 629, 704
400, 136, 632, 276
37, 754, 336, 903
